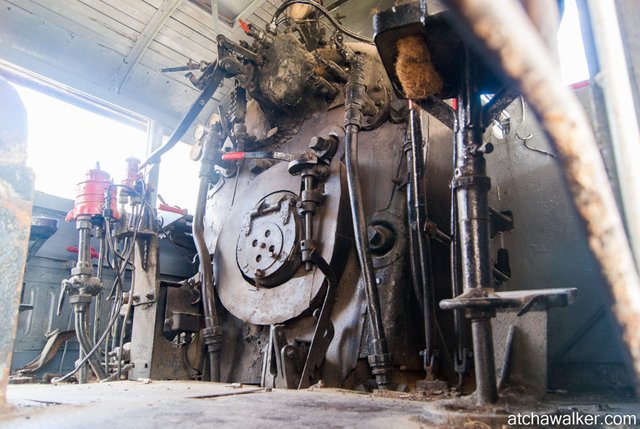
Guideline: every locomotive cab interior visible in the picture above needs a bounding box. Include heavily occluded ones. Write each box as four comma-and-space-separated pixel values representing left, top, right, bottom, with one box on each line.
2, 0, 640, 427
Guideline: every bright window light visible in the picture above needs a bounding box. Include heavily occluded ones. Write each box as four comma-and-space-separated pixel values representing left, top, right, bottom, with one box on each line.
156, 141, 199, 213
12, 84, 147, 199
11, 83, 199, 213
557, 0, 590, 84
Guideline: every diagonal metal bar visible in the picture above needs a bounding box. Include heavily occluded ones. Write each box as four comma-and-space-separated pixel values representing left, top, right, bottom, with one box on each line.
110, 0, 185, 94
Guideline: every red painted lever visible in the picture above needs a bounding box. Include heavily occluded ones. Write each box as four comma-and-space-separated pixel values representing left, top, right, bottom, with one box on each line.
222, 152, 245, 161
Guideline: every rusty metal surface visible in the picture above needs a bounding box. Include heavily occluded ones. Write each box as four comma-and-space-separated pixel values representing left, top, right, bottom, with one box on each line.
0, 78, 34, 407
443, 0, 640, 385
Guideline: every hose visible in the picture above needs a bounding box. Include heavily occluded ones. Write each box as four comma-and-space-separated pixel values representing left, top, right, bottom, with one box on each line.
271, 0, 374, 44
75, 310, 107, 380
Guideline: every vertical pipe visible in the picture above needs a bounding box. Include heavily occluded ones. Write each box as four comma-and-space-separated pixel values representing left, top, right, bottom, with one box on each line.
77, 227, 91, 268
77, 343, 87, 384
303, 175, 314, 271
450, 112, 467, 385
471, 318, 497, 402
75, 221, 91, 384
453, 50, 498, 404
74, 308, 107, 380
145, 121, 163, 211
94, 229, 104, 345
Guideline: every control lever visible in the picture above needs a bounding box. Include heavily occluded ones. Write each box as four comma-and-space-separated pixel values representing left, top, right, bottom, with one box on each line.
56, 279, 71, 316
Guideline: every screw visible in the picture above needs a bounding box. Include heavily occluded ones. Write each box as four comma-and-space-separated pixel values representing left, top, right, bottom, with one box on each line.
254, 269, 265, 278
132, 294, 140, 302
146, 292, 155, 300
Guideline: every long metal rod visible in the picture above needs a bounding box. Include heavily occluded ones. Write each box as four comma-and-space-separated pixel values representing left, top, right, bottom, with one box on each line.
345, 124, 392, 387
344, 55, 393, 388
449, 106, 467, 386
407, 102, 437, 372
443, 0, 640, 385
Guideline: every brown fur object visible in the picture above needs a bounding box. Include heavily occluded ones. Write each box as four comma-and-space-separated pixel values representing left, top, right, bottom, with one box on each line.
395, 35, 443, 99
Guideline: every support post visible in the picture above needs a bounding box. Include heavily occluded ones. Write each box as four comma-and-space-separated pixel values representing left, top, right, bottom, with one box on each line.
451, 51, 498, 405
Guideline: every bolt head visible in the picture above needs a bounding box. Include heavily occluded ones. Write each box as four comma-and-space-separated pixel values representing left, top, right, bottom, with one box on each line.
367, 225, 382, 246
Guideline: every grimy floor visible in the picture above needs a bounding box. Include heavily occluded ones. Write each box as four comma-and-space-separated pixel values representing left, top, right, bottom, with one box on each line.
4, 381, 640, 428
2, 381, 429, 428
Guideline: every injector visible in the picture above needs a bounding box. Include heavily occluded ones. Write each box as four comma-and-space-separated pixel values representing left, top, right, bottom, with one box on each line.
58, 163, 119, 382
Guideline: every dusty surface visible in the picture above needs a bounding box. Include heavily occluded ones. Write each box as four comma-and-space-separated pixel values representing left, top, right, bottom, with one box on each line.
2, 381, 431, 428
4, 381, 640, 428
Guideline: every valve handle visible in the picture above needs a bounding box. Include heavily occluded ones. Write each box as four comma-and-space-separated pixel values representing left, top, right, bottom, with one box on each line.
56, 280, 70, 316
